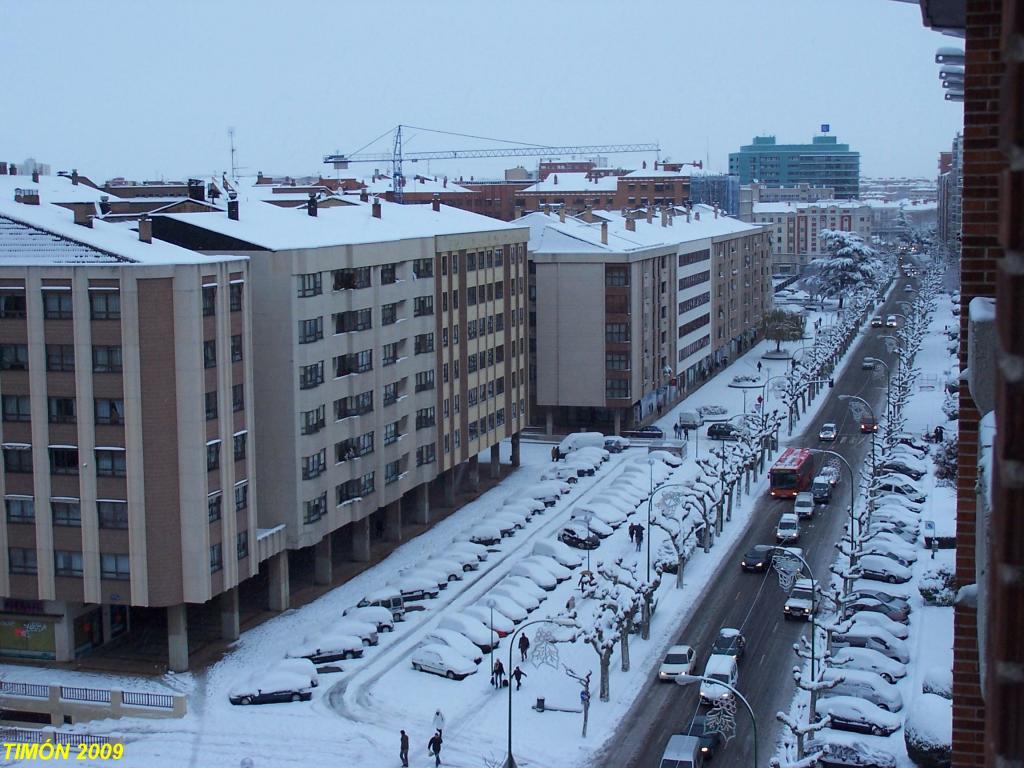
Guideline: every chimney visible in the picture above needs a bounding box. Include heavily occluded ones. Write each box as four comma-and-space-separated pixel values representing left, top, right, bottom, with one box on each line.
626, 216, 636, 232
642, 160, 647, 169
359, 187, 369, 203
686, 209, 691, 223
99, 195, 111, 216
227, 192, 239, 221
307, 192, 318, 217
432, 193, 440, 212
714, 205, 719, 219
695, 210, 701, 221
601, 221, 608, 244
73, 203, 93, 228
558, 207, 565, 223
443, 176, 448, 188
9, 164, 17, 175
138, 214, 152, 243
31, 170, 39, 183
646, 207, 653, 224
257, 171, 264, 183
372, 196, 382, 219
188, 178, 205, 202
14, 188, 40, 205
0, 162, 6, 175
553, 174, 558, 185
71, 168, 78, 185
661, 209, 668, 227
583, 204, 593, 222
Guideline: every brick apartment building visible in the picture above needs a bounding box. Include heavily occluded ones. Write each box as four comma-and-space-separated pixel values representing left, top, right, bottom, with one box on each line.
747, 199, 872, 275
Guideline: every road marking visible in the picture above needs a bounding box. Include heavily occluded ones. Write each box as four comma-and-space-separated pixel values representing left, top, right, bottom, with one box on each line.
759, 653, 767, 667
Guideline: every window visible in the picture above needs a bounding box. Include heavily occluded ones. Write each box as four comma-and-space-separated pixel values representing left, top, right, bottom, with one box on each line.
3, 447, 32, 473
205, 390, 218, 421
301, 405, 325, 435
2, 395, 30, 422
100, 553, 130, 580
208, 492, 222, 523
0, 344, 28, 371
496, 313, 504, 331
467, 253, 477, 271
383, 382, 399, 406
9, 547, 37, 575
452, 254, 459, 273
333, 267, 371, 291
229, 283, 243, 312
384, 421, 400, 446
381, 302, 399, 326
468, 388, 478, 407
413, 258, 433, 278
336, 431, 374, 462
232, 384, 244, 413
606, 378, 631, 399
416, 443, 436, 467
467, 321, 477, 341
335, 390, 373, 419
336, 349, 373, 377
206, 441, 221, 472
494, 247, 504, 266
89, 291, 121, 320
467, 286, 477, 306
5, 497, 34, 523
442, 328, 449, 348
416, 407, 435, 430
210, 543, 223, 573
203, 340, 217, 368
297, 273, 322, 298
679, 271, 711, 291
496, 377, 505, 395
299, 361, 325, 390
237, 531, 249, 559
299, 317, 323, 344
380, 264, 397, 285
231, 334, 243, 363
95, 449, 126, 477
202, 286, 217, 316
467, 355, 477, 374
413, 296, 433, 316
302, 449, 326, 480
43, 291, 73, 320
605, 323, 630, 343
95, 398, 124, 425
605, 268, 629, 287
49, 447, 79, 475
234, 481, 248, 512
334, 308, 372, 334
92, 346, 122, 373
496, 408, 505, 427
0, 293, 26, 319
382, 342, 399, 366
606, 294, 629, 314
233, 432, 247, 462
45, 344, 75, 372
385, 460, 401, 485
415, 370, 435, 392
99, 500, 128, 529
606, 352, 629, 370
495, 281, 504, 299
303, 493, 327, 524
414, 333, 434, 354
55, 550, 83, 577
336, 472, 374, 503
52, 500, 81, 527
443, 363, 449, 383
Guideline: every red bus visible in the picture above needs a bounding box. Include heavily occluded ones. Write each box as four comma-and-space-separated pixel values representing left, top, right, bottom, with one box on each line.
769, 448, 814, 498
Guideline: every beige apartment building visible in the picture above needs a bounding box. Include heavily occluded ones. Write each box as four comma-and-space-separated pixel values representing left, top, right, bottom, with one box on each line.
521, 204, 770, 433
749, 199, 872, 275
0, 185, 257, 670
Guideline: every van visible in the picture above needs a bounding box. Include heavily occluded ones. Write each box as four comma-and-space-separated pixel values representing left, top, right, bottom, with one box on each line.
557, 432, 606, 457
811, 476, 832, 504
784, 578, 819, 620
658, 734, 704, 768
776, 513, 800, 543
356, 588, 406, 621
793, 492, 815, 519
678, 412, 703, 430
699, 654, 738, 705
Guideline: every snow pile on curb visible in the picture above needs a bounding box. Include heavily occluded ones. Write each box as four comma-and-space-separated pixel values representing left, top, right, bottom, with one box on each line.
904, 693, 951, 768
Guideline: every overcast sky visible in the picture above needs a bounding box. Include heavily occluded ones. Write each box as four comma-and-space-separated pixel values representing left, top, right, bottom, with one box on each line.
1, 0, 962, 183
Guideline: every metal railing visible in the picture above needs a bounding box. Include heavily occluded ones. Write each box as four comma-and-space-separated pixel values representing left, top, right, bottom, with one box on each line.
0, 727, 116, 746
1, 681, 49, 698
60, 686, 111, 704
121, 691, 174, 709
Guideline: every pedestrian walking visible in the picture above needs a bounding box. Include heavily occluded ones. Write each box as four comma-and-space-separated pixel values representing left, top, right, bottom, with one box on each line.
757, 361, 762, 373
512, 666, 527, 691
683, 426, 690, 440
635, 524, 644, 553
427, 731, 443, 767
518, 633, 530, 662
628, 523, 636, 543
551, 445, 559, 462
432, 709, 445, 736
492, 658, 506, 689
399, 730, 410, 767
566, 594, 576, 613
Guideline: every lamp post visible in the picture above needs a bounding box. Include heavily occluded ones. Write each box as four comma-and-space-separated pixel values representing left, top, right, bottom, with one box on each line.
582, 510, 593, 572
674, 675, 758, 768
647, 457, 655, 582
503, 618, 575, 768
806, 448, 858, 567
767, 546, 820, 679
486, 597, 497, 687
839, 394, 877, 478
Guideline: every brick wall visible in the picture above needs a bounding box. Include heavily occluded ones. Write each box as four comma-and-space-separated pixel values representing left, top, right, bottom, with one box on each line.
954, 1, 1005, 766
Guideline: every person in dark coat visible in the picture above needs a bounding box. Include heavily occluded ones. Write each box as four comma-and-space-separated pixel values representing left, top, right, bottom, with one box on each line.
518, 633, 530, 662
427, 731, 443, 767
512, 666, 527, 690
492, 658, 506, 688
634, 524, 644, 552
628, 523, 636, 543
399, 730, 410, 767
551, 445, 559, 462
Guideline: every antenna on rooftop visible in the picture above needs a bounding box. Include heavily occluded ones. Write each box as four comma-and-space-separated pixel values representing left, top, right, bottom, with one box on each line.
229, 127, 238, 179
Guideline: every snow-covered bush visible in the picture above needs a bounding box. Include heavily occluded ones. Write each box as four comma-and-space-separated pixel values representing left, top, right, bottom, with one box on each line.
905, 693, 951, 768
731, 374, 761, 385
922, 666, 952, 700
933, 436, 958, 486
941, 391, 958, 421
919, 562, 956, 606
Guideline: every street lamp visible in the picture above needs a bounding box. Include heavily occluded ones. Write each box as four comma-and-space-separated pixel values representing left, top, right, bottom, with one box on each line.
806, 448, 858, 567
581, 510, 593, 572
486, 597, 497, 686
503, 618, 575, 768
766, 546, 820, 679
839, 394, 877, 478
674, 675, 758, 768
647, 457, 656, 582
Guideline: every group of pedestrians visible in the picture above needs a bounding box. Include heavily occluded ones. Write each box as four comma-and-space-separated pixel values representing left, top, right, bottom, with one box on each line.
399, 711, 447, 767
628, 522, 645, 552
490, 658, 528, 690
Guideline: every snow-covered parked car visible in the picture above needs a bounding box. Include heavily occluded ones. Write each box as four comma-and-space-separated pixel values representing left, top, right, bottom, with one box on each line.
820, 668, 904, 712
423, 557, 466, 581
859, 542, 917, 569
604, 436, 630, 452
448, 541, 489, 563
816, 695, 902, 736
576, 446, 610, 464
287, 633, 365, 664
489, 585, 540, 613
845, 611, 910, 640
390, 575, 441, 601
439, 614, 498, 652
857, 554, 913, 584
866, 521, 919, 545
559, 522, 602, 549
879, 456, 927, 481
410, 644, 478, 681
872, 493, 923, 514
528, 481, 571, 506
479, 595, 532, 622
576, 501, 628, 528
802, 737, 897, 768
506, 497, 545, 516
403, 565, 451, 591
334, 618, 380, 646
648, 450, 683, 467
229, 666, 315, 705
828, 647, 907, 683
502, 576, 547, 601
421, 629, 483, 665
356, 588, 406, 621
871, 476, 926, 504
523, 554, 572, 582
831, 626, 910, 664
842, 596, 910, 624
276, 657, 319, 688
872, 508, 921, 530
542, 465, 582, 483
457, 525, 502, 547
532, 540, 583, 569
491, 509, 528, 532
342, 606, 396, 633
603, 488, 644, 509
568, 513, 613, 538
510, 561, 557, 590
463, 605, 516, 635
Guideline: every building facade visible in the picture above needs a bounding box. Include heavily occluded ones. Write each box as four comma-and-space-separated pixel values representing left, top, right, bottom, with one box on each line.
937, 133, 963, 256
729, 135, 861, 199
750, 200, 872, 275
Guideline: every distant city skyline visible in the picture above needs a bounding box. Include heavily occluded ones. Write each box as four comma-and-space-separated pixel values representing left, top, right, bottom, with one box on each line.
0, 0, 963, 183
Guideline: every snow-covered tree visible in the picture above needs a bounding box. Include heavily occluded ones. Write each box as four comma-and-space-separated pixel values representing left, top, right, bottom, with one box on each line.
596, 559, 643, 670
762, 309, 806, 353
564, 666, 592, 737
811, 230, 882, 309
650, 490, 705, 588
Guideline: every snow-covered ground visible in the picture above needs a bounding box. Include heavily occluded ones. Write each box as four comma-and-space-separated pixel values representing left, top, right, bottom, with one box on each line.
3, 299, 865, 768
775, 286, 958, 767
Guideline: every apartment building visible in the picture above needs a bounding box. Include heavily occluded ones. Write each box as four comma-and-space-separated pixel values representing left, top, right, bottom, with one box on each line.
521, 205, 770, 433
729, 135, 861, 199
750, 199, 872, 275
152, 195, 529, 612
0, 183, 257, 670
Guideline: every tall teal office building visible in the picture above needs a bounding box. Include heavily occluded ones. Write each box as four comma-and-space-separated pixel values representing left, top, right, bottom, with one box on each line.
729, 135, 860, 199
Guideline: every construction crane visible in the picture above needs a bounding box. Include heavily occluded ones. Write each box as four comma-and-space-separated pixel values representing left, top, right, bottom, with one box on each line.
323, 124, 660, 203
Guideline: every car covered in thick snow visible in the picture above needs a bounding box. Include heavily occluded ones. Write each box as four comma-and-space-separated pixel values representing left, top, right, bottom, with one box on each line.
488, 585, 540, 613
604, 435, 630, 452
845, 611, 910, 640
439, 614, 498, 652
527, 481, 571, 506
831, 626, 910, 664
229, 666, 315, 705
425, 555, 471, 578
390, 575, 441, 601
334, 618, 379, 646
276, 657, 319, 688
576, 502, 627, 529
523, 554, 572, 582
569, 513, 613, 538
871, 477, 926, 504
816, 695, 902, 736
803, 737, 897, 768
542, 464, 583, 483
477, 597, 530, 625
287, 633, 365, 664
421, 629, 483, 665
342, 605, 396, 633
457, 525, 503, 547
510, 561, 557, 590
532, 540, 583, 569
857, 554, 912, 584
866, 521, 919, 545
858, 541, 917, 569
462, 605, 515, 635
819, 667, 904, 712
648, 449, 683, 467
842, 596, 910, 624
559, 523, 602, 549
448, 541, 489, 563
410, 644, 478, 681
828, 647, 907, 683
502, 576, 547, 601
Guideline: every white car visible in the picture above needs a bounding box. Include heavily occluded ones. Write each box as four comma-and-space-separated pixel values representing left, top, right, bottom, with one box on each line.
501, 501, 539, 521
699, 654, 738, 704
866, 521, 919, 544
816, 695, 902, 736
776, 513, 800, 543
448, 541, 489, 563
863, 530, 918, 553
576, 502, 627, 528
334, 618, 380, 646
819, 668, 903, 712
658, 644, 696, 681
458, 525, 502, 547
857, 554, 912, 584
818, 423, 838, 441
287, 633, 365, 664
403, 565, 451, 591
648, 450, 683, 467
523, 555, 572, 582
510, 561, 557, 591
390, 576, 441, 601
502, 576, 547, 601
463, 605, 516, 635
871, 477, 926, 504
439, 614, 498, 652
434, 551, 478, 573
569, 513, 613, 538
422, 630, 483, 665
342, 606, 395, 633
846, 611, 910, 640
859, 541, 917, 568
828, 646, 908, 683
492, 510, 528, 532
476, 596, 528, 624
276, 657, 319, 688
423, 558, 465, 582
831, 626, 910, 664
872, 494, 924, 513
528, 481, 570, 506
489, 586, 540, 613
506, 497, 545, 516
541, 465, 581, 483
793, 492, 815, 519
532, 540, 583, 569
410, 644, 478, 681
576, 446, 611, 464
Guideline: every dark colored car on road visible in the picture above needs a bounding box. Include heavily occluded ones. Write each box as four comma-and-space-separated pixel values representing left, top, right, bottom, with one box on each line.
559, 524, 600, 550
860, 417, 878, 434
623, 425, 665, 439
740, 544, 774, 572
707, 423, 742, 441
688, 713, 724, 759
710, 627, 746, 659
